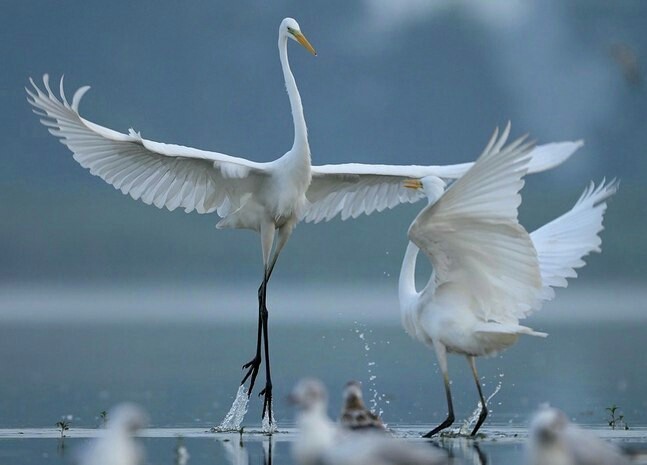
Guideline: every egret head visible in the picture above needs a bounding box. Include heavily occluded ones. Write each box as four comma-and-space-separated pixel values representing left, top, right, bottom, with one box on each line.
403, 176, 446, 204
281, 18, 317, 56
289, 378, 328, 411
342, 380, 366, 409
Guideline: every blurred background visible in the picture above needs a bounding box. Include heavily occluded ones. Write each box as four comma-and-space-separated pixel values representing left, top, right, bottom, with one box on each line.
2, 0, 646, 289
1, 0, 647, 445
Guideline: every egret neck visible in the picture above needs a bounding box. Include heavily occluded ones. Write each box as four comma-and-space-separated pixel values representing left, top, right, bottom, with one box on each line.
279, 34, 309, 154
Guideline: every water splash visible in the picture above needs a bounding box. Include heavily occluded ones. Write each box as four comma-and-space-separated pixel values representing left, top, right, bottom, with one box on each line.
213, 385, 249, 432
353, 323, 387, 418
459, 380, 503, 435
262, 411, 277, 434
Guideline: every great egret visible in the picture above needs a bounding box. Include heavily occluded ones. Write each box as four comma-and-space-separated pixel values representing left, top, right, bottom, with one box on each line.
26, 16, 582, 423
290, 378, 447, 465
526, 406, 632, 465
78, 403, 148, 465
339, 381, 386, 431
399, 125, 617, 437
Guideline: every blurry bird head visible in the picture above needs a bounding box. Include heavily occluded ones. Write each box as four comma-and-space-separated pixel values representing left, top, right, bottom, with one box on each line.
529, 406, 569, 445
281, 18, 317, 56
289, 378, 328, 411
108, 403, 149, 435
342, 380, 366, 409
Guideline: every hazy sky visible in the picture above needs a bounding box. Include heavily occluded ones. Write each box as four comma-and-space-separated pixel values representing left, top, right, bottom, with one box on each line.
2, 0, 646, 284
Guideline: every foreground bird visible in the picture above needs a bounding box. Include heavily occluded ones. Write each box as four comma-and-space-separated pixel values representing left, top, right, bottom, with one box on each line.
399, 125, 617, 437
291, 378, 447, 465
526, 406, 632, 465
27, 16, 582, 423
339, 381, 386, 431
78, 403, 148, 465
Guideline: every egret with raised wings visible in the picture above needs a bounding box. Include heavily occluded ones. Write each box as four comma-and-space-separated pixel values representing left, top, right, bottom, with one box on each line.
399, 125, 617, 437
27, 18, 581, 423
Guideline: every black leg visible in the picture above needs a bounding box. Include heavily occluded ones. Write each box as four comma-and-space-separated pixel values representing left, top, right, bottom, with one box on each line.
469, 356, 488, 436
258, 275, 273, 423
423, 372, 455, 437
240, 278, 266, 397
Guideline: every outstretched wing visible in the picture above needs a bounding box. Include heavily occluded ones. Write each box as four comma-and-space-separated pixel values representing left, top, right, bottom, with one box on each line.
530, 179, 618, 303
408, 125, 542, 324
304, 139, 582, 223
27, 75, 269, 216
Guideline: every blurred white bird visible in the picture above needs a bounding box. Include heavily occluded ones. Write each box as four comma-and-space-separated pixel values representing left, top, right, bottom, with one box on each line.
26, 15, 581, 422
399, 124, 617, 437
291, 378, 447, 465
339, 381, 386, 431
78, 403, 148, 465
526, 406, 632, 465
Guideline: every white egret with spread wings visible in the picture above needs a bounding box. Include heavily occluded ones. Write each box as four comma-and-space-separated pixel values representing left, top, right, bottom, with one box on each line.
27, 18, 581, 423
399, 125, 617, 437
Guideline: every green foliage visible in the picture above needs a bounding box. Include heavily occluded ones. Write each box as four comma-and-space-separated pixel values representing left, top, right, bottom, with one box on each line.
606, 404, 629, 430
98, 410, 108, 428
55, 419, 70, 437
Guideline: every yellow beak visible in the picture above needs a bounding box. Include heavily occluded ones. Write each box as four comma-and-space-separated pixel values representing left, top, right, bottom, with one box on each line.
403, 179, 423, 190
293, 31, 317, 56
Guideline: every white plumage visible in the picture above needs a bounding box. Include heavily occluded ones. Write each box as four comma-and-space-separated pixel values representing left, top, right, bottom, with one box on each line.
305, 140, 581, 223
27, 17, 581, 423
28, 18, 318, 422
531, 180, 618, 302
399, 125, 616, 437
26, 75, 582, 224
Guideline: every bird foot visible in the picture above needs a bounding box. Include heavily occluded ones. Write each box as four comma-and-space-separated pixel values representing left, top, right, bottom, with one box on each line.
241, 355, 261, 396
259, 382, 273, 423
423, 414, 455, 438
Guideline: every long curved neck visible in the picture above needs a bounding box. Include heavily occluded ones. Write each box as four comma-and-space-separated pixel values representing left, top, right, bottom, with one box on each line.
399, 241, 420, 307
279, 36, 308, 151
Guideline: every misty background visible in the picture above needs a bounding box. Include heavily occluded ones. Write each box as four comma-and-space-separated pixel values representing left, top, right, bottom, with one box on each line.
2, 4, 647, 458
1, 0, 646, 310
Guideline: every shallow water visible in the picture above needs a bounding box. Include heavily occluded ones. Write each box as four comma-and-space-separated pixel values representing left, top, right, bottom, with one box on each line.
1, 288, 646, 463
2, 321, 646, 429
1, 426, 646, 465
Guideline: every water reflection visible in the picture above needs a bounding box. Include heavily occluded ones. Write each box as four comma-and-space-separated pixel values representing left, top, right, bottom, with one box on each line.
436, 439, 489, 465
56, 437, 67, 458
174, 437, 190, 465
217, 433, 274, 465
219, 434, 248, 465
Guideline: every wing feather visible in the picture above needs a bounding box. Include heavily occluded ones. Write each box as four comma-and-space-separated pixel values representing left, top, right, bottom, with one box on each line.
530, 179, 618, 303
408, 125, 542, 323
26, 74, 268, 216
305, 139, 582, 223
